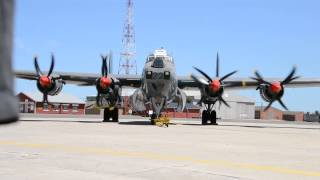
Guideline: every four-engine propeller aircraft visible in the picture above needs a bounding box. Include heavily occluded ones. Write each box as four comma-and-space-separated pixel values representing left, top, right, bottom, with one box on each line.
15, 48, 320, 125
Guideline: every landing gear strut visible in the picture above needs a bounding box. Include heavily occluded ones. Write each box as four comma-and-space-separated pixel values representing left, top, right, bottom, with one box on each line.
201, 104, 217, 125
103, 107, 119, 122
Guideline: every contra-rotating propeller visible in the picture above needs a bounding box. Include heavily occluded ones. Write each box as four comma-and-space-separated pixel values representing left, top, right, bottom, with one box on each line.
251, 67, 300, 111
191, 53, 237, 107
34, 54, 55, 103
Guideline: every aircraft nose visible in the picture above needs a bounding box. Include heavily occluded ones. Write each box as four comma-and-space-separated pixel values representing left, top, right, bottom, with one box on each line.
152, 58, 164, 68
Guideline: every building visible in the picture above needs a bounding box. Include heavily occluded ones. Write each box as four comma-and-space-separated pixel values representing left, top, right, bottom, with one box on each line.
212, 93, 255, 120
166, 103, 201, 118
304, 112, 320, 122
18, 92, 85, 115
255, 106, 304, 121
255, 106, 283, 120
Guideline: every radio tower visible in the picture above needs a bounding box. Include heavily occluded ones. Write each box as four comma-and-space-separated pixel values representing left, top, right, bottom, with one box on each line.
118, 0, 137, 75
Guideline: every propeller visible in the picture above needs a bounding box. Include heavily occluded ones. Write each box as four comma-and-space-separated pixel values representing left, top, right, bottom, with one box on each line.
99, 54, 112, 89
34, 54, 55, 103
191, 52, 237, 107
96, 54, 113, 106
251, 66, 300, 111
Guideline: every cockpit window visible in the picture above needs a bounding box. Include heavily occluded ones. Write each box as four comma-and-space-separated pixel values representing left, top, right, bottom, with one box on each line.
146, 55, 173, 64
146, 55, 155, 63
152, 57, 164, 68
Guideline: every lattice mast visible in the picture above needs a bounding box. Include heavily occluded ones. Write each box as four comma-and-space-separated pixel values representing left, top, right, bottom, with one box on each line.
118, 0, 137, 75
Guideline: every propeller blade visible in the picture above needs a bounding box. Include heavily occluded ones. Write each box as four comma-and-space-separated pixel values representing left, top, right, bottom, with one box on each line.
254, 70, 264, 80
264, 101, 273, 112
108, 51, 113, 74
193, 66, 212, 82
101, 55, 106, 76
253, 70, 271, 85
219, 96, 230, 108
216, 52, 219, 78
218, 100, 222, 109
220, 70, 237, 82
34, 56, 43, 77
281, 66, 297, 85
191, 74, 209, 85
278, 98, 288, 111
289, 76, 300, 82
104, 56, 108, 76
47, 54, 55, 77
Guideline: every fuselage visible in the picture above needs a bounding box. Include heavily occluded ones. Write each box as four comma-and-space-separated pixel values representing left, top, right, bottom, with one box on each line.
141, 49, 177, 103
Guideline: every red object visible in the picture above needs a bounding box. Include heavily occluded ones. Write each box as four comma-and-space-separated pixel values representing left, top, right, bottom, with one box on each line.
39, 76, 51, 88
210, 79, 221, 92
100, 77, 112, 89
270, 82, 282, 94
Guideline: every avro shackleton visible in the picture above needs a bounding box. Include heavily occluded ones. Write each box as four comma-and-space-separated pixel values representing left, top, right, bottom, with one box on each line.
15, 48, 320, 125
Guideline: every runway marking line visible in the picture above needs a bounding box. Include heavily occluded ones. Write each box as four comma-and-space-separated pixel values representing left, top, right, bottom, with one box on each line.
0, 140, 319, 177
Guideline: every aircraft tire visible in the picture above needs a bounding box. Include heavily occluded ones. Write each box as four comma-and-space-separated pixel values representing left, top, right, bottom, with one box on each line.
150, 114, 156, 125
103, 108, 110, 122
210, 110, 217, 125
201, 110, 208, 125
111, 108, 119, 122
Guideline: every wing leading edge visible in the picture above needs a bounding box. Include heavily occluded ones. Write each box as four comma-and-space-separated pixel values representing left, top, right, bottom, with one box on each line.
15, 70, 142, 87
177, 76, 320, 89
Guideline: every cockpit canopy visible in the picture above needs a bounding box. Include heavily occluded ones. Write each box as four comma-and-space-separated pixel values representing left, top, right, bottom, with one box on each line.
146, 55, 174, 63
146, 48, 174, 65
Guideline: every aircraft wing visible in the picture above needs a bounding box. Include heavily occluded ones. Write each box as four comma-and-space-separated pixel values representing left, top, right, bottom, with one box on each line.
15, 70, 142, 87
177, 76, 320, 89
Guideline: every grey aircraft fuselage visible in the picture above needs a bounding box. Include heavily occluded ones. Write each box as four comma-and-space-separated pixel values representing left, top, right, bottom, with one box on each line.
130, 49, 185, 118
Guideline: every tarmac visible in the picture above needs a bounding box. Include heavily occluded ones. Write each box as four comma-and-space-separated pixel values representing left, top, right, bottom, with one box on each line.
0, 114, 319, 180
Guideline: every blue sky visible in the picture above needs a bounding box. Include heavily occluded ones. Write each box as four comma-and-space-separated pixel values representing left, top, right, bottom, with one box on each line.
14, 0, 320, 112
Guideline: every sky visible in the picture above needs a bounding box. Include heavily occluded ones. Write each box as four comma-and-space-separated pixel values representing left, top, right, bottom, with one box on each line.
14, 0, 320, 112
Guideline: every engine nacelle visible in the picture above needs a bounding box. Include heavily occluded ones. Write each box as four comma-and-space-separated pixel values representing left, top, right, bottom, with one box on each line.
95, 77, 121, 107
36, 78, 64, 96
129, 88, 147, 112
201, 85, 224, 104
258, 85, 284, 103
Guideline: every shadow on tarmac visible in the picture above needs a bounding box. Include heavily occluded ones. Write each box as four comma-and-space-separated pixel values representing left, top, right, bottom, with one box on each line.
21, 119, 103, 124
180, 123, 320, 130
118, 121, 154, 126
20, 119, 320, 130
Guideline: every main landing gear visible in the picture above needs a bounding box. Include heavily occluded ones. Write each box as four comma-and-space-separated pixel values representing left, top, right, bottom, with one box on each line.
201, 104, 217, 125
150, 113, 158, 125
103, 107, 119, 122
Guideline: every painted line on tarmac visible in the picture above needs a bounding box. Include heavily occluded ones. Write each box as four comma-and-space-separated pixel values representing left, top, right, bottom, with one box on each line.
0, 140, 319, 177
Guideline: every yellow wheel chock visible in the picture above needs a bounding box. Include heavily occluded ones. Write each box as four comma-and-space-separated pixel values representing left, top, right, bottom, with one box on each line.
154, 115, 170, 127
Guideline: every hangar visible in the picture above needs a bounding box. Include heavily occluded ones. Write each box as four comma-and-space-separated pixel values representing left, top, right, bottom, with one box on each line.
184, 89, 255, 120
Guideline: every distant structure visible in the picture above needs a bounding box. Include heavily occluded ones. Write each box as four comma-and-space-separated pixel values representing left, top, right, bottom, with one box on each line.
118, 0, 137, 75
17, 92, 85, 115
